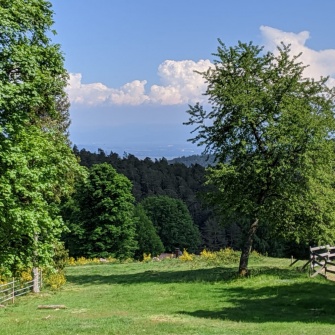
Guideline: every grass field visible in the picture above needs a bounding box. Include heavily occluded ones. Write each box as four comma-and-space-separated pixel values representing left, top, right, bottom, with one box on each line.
1, 255, 335, 335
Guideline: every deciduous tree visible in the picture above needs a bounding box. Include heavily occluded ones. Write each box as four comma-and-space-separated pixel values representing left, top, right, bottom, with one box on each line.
63, 163, 137, 259
0, 0, 82, 275
185, 40, 335, 275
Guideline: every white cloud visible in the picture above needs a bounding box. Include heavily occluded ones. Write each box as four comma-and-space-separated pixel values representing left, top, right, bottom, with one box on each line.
107, 80, 149, 105
67, 27, 335, 107
66, 59, 212, 106
66, 73, 149, 106
260, 26, 335, 85
150, 59, 212, 105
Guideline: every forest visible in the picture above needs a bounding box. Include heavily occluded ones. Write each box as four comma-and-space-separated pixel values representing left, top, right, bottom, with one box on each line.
61, 148, 220, 258
66, 147, 306, 260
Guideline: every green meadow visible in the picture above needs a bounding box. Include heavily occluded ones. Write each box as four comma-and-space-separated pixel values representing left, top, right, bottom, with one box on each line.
1, 256, 335, 335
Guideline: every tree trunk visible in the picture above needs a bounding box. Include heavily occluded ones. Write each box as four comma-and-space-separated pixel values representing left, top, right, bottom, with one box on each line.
238, 218, 259, 276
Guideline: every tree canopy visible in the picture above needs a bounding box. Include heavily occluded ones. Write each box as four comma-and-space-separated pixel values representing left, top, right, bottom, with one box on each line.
185, 40, 335, 275
0, 0, 82, 275
133, 204, 164, 259
75, 149, 263, 255
63, 163, 137, 259
141, 195, 201, 253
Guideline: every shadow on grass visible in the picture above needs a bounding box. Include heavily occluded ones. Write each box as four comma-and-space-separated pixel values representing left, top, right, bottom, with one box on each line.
179, 281, 335, 324
66, 265, 305, 286
66, 266, 236, 285
65, 265, 335, 324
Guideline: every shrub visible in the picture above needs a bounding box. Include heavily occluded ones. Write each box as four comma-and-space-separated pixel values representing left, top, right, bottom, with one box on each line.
67, 257, 76, 266
142, 253, 152, 263
53, 242, 69, 270
107, 256, 118, 263
199, 249, 216, 261
66, 256, 121, 266
43, 270, 66, 290
215, 248, 240, 264
19, 270, 33, 282
179, 249, 194, 261
198, 248, 242, 265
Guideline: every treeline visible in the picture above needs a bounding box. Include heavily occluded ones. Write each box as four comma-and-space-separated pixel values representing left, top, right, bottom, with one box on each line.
66, 147, 305, 259
64, 147, 244, 256
168, 154, 216, 167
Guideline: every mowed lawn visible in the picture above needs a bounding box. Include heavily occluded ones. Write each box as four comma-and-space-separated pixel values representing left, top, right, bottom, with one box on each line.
1, 256, 335, 335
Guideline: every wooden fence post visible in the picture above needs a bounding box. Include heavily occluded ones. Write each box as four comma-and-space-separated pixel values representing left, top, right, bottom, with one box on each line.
33, 233, 40, 293
12, 278, 14, 303
33, 267, 40, 293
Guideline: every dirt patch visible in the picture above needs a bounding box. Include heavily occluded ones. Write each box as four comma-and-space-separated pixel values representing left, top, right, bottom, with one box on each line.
325, 265, 335, 281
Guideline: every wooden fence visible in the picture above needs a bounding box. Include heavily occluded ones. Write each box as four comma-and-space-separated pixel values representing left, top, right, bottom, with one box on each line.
299, 245, 335, 279
0, 272, 42, 305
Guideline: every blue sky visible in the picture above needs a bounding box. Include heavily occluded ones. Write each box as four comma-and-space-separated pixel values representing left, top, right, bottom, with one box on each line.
50, 0, 335, 158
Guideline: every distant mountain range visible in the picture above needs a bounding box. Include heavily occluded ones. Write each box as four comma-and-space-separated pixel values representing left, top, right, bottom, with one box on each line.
74, 143, 205, 161
168, 154, 215, 167
74, 143, 216, 167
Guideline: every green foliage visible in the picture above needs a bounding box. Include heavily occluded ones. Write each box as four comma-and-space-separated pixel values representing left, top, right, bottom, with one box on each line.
168, 154, 216, 167
201, 217, 227, 251
0, 0, 70, 133
141, 195, 201, 253
0, 1, 83, 275
133, 204, 164, 259
0, 127, 82, 272
67, 256, 120, 266
42, 269, 66, 290
63, 163, 137, 259
52, 241, 69, 271
75, 149, 212, 234
199, 248, 244, 265
185, 40, 335, 272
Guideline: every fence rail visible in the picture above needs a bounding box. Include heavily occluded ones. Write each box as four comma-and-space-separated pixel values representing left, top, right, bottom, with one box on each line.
303, 245, 335, 279
0, 271, 42, 305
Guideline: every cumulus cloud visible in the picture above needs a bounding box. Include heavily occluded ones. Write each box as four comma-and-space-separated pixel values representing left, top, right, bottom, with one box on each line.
66, 59, 212, 106
67, 73, 149, 106
150, 59, 212, 105
260, 25, 335, 85
67, 27, 335, 106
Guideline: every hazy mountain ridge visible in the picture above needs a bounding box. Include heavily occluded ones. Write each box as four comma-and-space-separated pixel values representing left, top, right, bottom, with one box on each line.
73, 143, 204, 161
168, 154, 216, 167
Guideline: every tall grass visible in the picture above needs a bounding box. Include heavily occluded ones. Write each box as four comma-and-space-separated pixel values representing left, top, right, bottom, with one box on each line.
1, 253, 334, 335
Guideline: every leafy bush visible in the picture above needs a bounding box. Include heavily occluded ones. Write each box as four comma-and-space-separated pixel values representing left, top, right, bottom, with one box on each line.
197, 248, 241, 265
53, 242, 69, 270
179, 249, 194, 261
43, 270, 66, 290
66, 256, 121, 266
19, 270, 33, 282
142, 253, 152, 262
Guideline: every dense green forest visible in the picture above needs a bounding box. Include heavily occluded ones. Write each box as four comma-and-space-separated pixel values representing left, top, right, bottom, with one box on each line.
68, 147, 307, 258
168, 154, 216, 167
70, 147, 243, 253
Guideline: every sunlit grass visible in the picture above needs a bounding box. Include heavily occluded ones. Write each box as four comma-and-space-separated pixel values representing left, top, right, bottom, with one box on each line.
1, 255, 335, 335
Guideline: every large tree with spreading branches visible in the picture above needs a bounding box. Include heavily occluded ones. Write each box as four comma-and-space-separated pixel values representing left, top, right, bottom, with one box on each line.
185, 40, 335, 275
